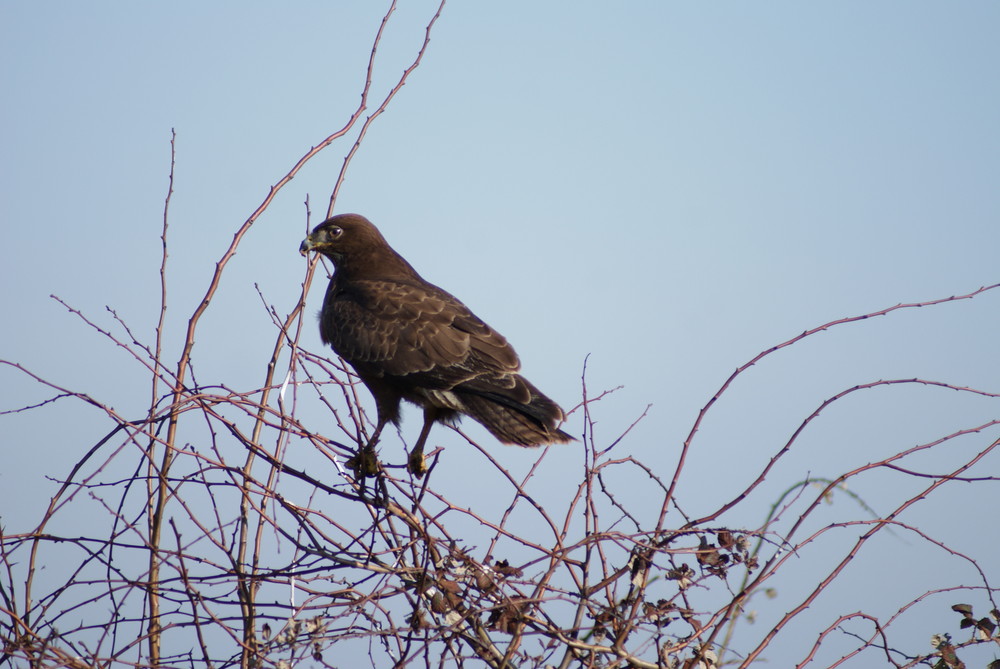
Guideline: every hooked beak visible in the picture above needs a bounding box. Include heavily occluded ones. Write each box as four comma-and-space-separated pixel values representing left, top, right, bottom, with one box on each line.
299, 236, 315, 257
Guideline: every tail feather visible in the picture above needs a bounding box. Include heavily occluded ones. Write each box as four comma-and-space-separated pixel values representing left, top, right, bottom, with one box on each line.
457, 375, 573, 446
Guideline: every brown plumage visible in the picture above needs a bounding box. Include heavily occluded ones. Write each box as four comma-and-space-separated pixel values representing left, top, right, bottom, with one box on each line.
299, 213, 573, 476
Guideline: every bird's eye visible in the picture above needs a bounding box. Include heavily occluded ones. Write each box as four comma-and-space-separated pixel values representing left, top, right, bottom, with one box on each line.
328, 226, 344, 239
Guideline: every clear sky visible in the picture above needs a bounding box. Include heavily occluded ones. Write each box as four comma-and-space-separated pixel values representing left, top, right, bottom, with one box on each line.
2, 2, 999, 666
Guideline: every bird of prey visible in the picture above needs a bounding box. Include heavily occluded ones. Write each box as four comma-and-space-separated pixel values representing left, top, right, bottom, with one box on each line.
299, 213, 573, 477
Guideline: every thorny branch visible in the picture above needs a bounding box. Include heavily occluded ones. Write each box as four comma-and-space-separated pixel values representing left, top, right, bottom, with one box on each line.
6, 279, 997, 668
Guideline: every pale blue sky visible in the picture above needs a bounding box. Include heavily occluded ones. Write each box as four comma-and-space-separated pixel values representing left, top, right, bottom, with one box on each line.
3, 3, 999, 666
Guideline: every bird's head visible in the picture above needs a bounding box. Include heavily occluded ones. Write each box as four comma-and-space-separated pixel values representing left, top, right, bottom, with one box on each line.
299, 213, 417, 279
299, 214, 386, 263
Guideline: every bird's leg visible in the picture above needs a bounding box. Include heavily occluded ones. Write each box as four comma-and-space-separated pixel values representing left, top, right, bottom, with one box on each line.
407, 408, 439, 478
346, 417, 386, 479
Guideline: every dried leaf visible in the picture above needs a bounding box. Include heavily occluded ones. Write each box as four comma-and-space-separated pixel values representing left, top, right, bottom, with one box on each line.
629, 550, 651, 587
696, 537, 725, 574
438, 578, 462, 596
430, 591, 450, 614
666, 564, 695, 589
493, 559, 523, 578
643, 599, 674, 627
474, 569, 495, 592
659, 643, 678, 667
930, 633, 965, 669
410, 571, 431, 594
488, 600, 527, 634
408, 609, 427, 630
952, 603, 974, 615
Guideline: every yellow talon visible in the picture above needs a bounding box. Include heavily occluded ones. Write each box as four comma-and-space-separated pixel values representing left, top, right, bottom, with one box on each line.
407, 449, 427, 478
346, 448, 381, 479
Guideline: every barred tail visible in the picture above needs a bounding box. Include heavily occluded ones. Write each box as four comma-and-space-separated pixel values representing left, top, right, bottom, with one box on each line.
458, 377, 574, 446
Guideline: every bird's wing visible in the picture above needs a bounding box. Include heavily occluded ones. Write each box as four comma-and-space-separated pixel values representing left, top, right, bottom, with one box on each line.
322, 279, 520, 383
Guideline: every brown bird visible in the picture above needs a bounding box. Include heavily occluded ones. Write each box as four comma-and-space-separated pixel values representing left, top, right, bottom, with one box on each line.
299, 213, 573, 477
